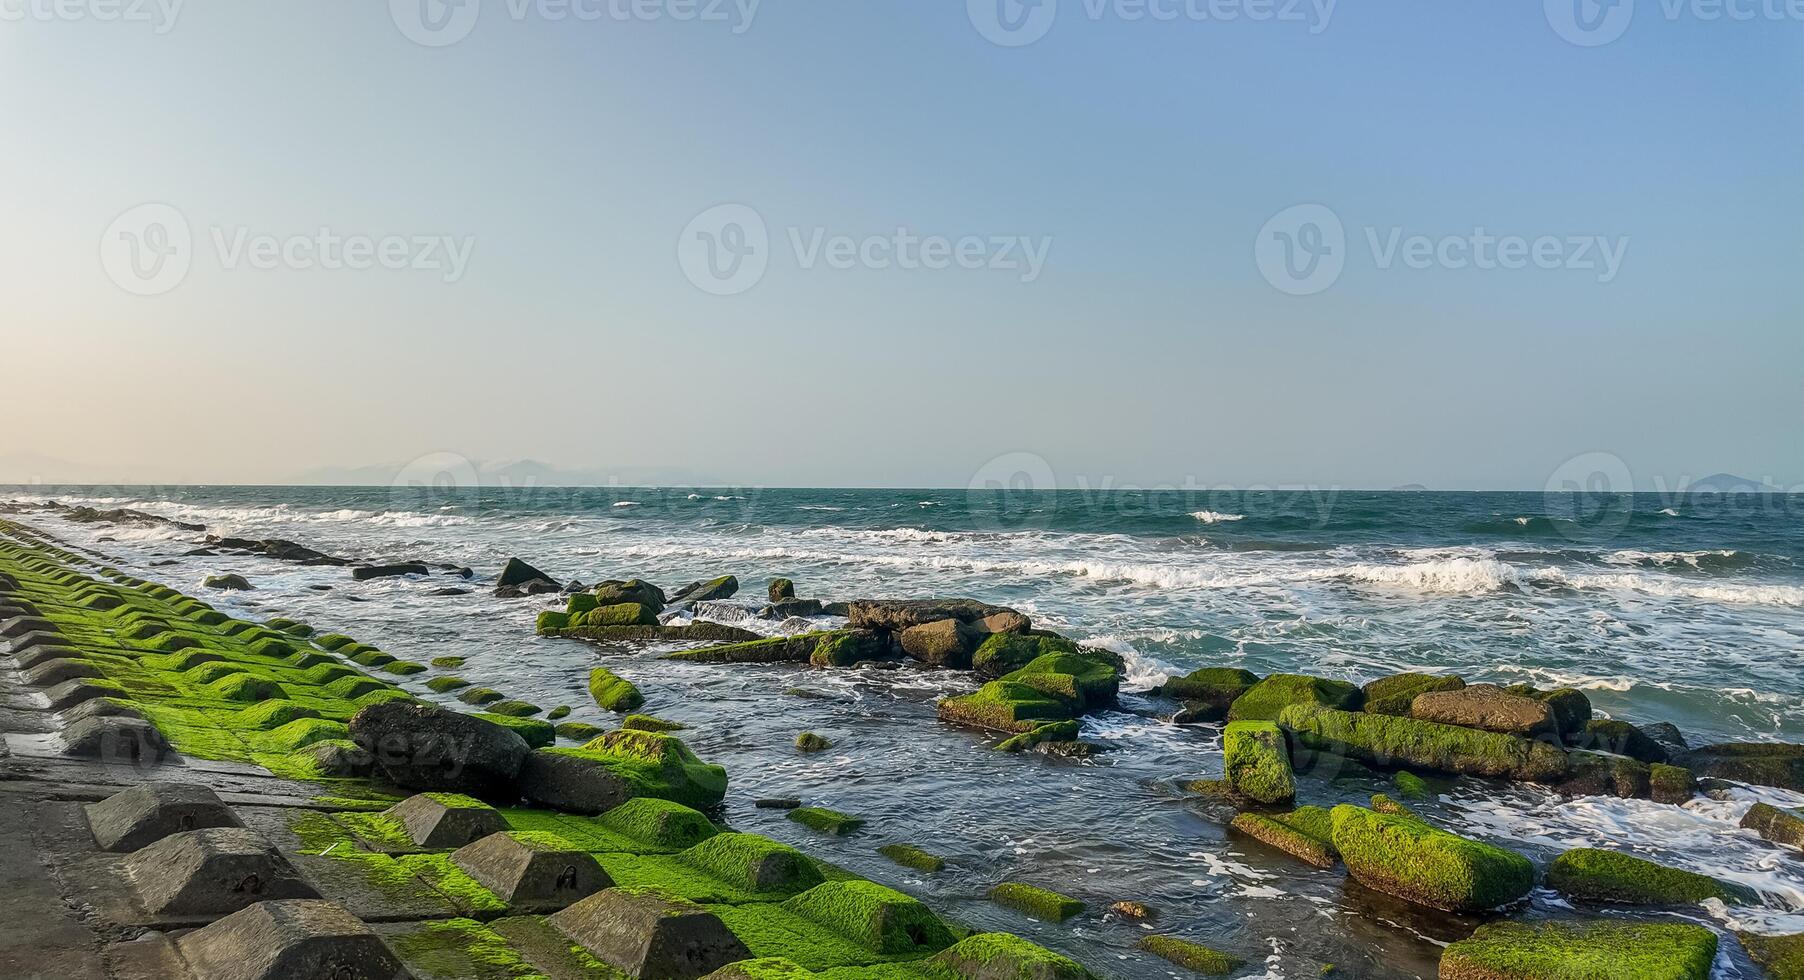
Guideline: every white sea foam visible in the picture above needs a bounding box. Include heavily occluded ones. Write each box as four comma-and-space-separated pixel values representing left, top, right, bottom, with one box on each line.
612, 501, 640, 508
1331, 557, 1521, 594
1547, 570, 1804, 607
1190, 511, 1245, 524
1660, 507, 1681, 517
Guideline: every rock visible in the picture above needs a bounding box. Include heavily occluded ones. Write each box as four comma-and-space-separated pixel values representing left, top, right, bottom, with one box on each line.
1160, 667, 1259, 723
202, 574, 254, 591
671, 575, 739, 604
499, 578, 561, 597
1139, 936, 1245, 976
593, 579, 667, 609
386, 793, 507, 848
573, 602, 660, 628
1742, 802, 1804, 849
350, 563, 429, 581
1649, 763, 1696, 804
589, 667, 646, 713
1502, 684, 1594, 735
548, 887, 751, 977
976, 610, 1032, 635
1330, 804, 1533, 913
1229, 807, 1337, 869
517, 750, 637, 815
680, 833, 823, 894
1641, 722, 1690, 759
1393, 771, 1433, 800
1229, 674, 1362, 722
1548, 847, 1749, 905
844, 598, 1017, 632
24, 657, 101, 687
1361, 672, 1465, 716
1223, 720, 1295, 804
768, 578, 795, 601
810, 629, 890, 668
294, 740, 374, 778
989, 882, 1084, 922
1411, 684, 1561, 739
899, 618, 983, 668
1572, 719, 1669, 763
548, 730, 728, 810
794, 732, 833, 753
125, 827, 318, 915
788, 807, 864, 835
766, 598, 824, 617
348, 700, 529, 798
1677, 742, 1804, 791
174, 900, 413, 980
62, 716, 172, 762
1560, 750, 1651, 799
930, 934, 1094, 980
1440, 921, 1717, 980
995, 720, 1081, 753
666, 632, 835, 665
1737, 931, 1804, 980
497, 557, 557, 589
450, 831, 612, 912
1282, 704, 1569, 783
86, 782, 243, 852
1109, 900, 1153, 919
879, 844, 946, 873
939, 681, 1075, 735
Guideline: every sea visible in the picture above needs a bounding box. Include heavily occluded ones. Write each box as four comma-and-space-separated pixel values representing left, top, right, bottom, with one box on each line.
5, 485, 1802, 978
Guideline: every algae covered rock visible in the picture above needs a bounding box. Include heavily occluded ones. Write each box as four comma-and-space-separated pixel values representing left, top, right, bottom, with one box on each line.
1546, 847, 1748, 905
593, 578, 667, 609
1738, 930, 1804, 980
1502, 683, 1594, 735
810, 629, 889, 668
535, 610, 571, 634
1160, 666, 1259, 722
1223, 720, 1295, 804
878, 843, 946, 872
1743, 802, 1804, 849
548, 886, 750, 978
1230, 673, 1362, 722
930, 933, 1094, 980
1330, 804, 1533, 913
1678, 742, 1804, 791
1649, 763, 1697, 805
899, 617, 983, 668
1002, 652, 1120, 712
1561, 749, 1652, 799
1281, 703, 1569, 782
1229, 808, 1337, 868
576, 602, 660, 628
989, 882, 1084, 922
1139, 935, 1245, 976
844, 597, 1014, 632
549, 729, 728, 809
589, 667, 646, 713
972, 632, 1076, 679
1440, 920, 1717, 980
782, 879, 954, 955
787, 806, 864, 835
1572, 719, 1670, 763
202, 573, 254, 591
680, 833, 824, 894
794, 732, 833, 753
939, 681, 1074, 734
474, 712, 556, 749
996, 720, 1081, 754
768, 578, 796, 601
1411, 684, 1560, 739
1361, 672, 1464, 716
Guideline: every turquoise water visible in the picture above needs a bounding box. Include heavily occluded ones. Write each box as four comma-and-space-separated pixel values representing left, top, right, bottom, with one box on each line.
8, 485, 1804, 977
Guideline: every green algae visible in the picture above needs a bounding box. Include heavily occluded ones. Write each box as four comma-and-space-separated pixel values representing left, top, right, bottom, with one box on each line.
473, 713, 556, 748
1546, 847, 1749, 905
1223, 720, 1295, 804
1231, 673, 1362, 721
390, 918, 544, 979
937, 680, 1073, 734
789, 807, 865, 835
1230, 808, 1338, 868
795, 732, 834, 753
548, 730, 728, 809
878, 844, 946, 873
1393, 770, 1432, 800
598, 797, 719, 850
1281, 703, 1569, 782
1139, 935, 1245, 976
1330, 804, 1533, 913
427, 675, 473, 693
1361, 672, 1465, 716
623, 714, 686, 732
487, 699, 543, 717
784, 880, 954, 955
1441, 921, 1716, 980
588, 667, 645, 712
988, 882, 1084, 922
555, 722, 606, 742
995, 720, 1080, 753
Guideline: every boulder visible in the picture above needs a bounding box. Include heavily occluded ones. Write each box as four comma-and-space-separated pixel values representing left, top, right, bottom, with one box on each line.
1676, 742, 1804, 791
594, 579, 667, 609
1546, 847, 1749, 905
766, 598, 824, 618
767, 578, 796, 602
782, 880, 953, 955
1159, 667, 1259, 723
589, 667, 646, 712
450, 831, 612, 912
1561, 750, 1651, 799
844, 598, 1017, 632
1361, 672, 1464, 716
517, 750, 637, 815
351, 563, 428, 581
1411, 684, 1561, 739
1501, 684, 1594, 735
1223, 721, 1295, 804
574, 602, 660, 628
348, 700, 529, 798
125, 827, 318, 915
930, 934, 1094, 980
1649, 763, 1696, 805
1742, 802, 1804, 849
899, 618, 982, 668
678, 833, 823, 894
1282, 704, 1569, 783
1640, 722, 1691, 759
976, 610, 1032, 635
1229, 674, 1362, 721
810, 629, 891, 668
671, 575, 739, 605
987, 882, 1084, 922
1330, 805, 1533, 913
1572, 719, 1669, 764
498, 557, 556, 589
86, 782, 243, 852
548, 887, 751, 978
203, 574, 255, 591
1738, 931, 1804, 980
548, 730, 728, 810
62, 716, 172, 762
1228, 807, 1337, 868
174, 900, 415, 980
1441, 921, 1716, 980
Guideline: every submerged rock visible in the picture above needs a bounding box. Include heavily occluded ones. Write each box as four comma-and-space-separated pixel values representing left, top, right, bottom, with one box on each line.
202, 573, 254, 591
1546, 847, 1750, 906
989, 882, 1084, 922
1742, 802, 1804, 849
350, 563, 428, 581
1572, 719, 1668, 764
1677, 742, 1804, 791
588, 667, 646, 713
1138, 935, 1245, 977
1440, 921, 1716, 980
1229, 807, 1337, 869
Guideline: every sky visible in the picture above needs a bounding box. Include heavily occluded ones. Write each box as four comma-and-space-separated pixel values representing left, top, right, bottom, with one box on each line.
1, 1, 1799, 491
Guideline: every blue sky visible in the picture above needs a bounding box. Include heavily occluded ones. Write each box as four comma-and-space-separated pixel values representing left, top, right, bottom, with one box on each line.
1, 1, 1799, 489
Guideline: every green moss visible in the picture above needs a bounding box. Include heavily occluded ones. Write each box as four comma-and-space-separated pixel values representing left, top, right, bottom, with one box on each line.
1650, 763, 1697, 805
1370, 793, 1411, 815
1230, 673, 1363, 721
555, 721, 605, 742
205, 673, 285, 702
588, 667, 645, 713
458, 687, 505, 706
930, 934, 1092, 980
706, 958, 819, 979
988, 882, 1084, 922
1161, 666, 1259, 702
390, 918, 541, 979
1738, 931, 1804, 980
302, 663, 359, 686
534, 610, 570, 634
184, 661, 247, 684
795, 732, 834, 753
598, 797, 719, 849
1139, 935, 1245, 976
550, 730, 728, 809
1223, 720, 1295, 804
427, 675, 472, 693
486, 699, 542, 717
1361, 672, 1465, 716
938, 680, 1074, 734
789, 807, 865, 835
473, 713, 555, 749
783, 880, 954, 955
878, 844, 945, 873
995, 720, 1081, 753
383, 660, 428, 676
1441, 921, 1716, 980
678, 832, 824, 895
1230, 810, 1337, 868
971, 632, 1080, 678
546, 705, 571, 720
1329, 805, 1533, 913
566, 593, 599, 615
623, 714, 686, 732
235, 699, 322, 730
430, 656, 466, 668
581, 602, 659, 627
666, 633, 832, 665
1000, 652, 1119, 711
1280, 703, 1569, 782
811, 632, 878, 668
325, 675, 391, 700
1546, 848, 1748, 905
258, 718, 351, 752
1743, 802, 1804, 849
1393, 770, 1432, 800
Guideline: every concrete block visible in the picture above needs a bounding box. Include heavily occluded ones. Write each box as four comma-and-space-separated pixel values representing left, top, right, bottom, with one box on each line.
450, 831, 612, 912
175, 900, 414, 980
125, 827, 318, 915
385, 793, 506, 849
87, 782, 242, 852
549, 887, 751, 978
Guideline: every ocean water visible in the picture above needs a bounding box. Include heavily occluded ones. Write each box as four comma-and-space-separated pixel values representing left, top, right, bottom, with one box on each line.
7, 485, 1803, 978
